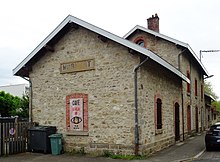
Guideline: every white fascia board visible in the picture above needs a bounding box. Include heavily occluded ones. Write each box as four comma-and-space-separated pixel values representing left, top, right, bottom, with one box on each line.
13, 15, 188, 83
124, 25, 209, 76
68, 16, 189, 83
204, 93, 215, 101
124, 25, 188, 47
186, 45, 209, 75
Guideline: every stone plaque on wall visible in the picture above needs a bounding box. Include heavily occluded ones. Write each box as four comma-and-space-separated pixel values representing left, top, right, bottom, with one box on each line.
60, 59, 95, 74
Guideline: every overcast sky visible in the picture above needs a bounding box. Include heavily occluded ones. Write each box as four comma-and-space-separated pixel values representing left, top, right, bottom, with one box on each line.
0, 0, 220, 97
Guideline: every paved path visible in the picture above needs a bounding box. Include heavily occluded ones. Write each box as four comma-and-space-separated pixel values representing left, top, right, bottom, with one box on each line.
0, 133, 206, 162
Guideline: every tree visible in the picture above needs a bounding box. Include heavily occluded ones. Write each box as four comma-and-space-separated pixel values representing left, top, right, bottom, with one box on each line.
212, 101, 220, 112
204, 81, 220, 112
20, 94, 29, 118
204, 81, 218, 100
0, 91, 29, 118
0, 91, 20, 116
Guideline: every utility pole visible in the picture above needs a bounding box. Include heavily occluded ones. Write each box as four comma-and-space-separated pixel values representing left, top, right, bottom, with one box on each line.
200, 50, 220, 61
199, 49, 219, 131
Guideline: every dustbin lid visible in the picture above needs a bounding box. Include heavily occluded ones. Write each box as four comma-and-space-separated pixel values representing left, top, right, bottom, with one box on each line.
49, 133, 63, 138
29, 126, 56, 131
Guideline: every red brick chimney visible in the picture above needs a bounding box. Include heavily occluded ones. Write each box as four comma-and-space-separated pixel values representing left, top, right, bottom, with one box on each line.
147, 14, 159, 32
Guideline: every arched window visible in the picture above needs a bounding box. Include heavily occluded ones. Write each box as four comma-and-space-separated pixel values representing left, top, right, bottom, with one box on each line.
134, 36, 146, 48
136, 39, 145, 47
156, 98, 162, 129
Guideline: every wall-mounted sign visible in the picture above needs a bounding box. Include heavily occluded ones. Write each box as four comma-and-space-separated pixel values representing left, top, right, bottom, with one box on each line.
66, 93, 88, 133
60, 59, 95, 74
70, 98, 84, 131
9, 128, 16, 135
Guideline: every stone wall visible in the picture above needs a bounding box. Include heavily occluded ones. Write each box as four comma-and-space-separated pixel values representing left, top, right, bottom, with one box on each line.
29, 25, 194, 155
30, 26, 140, 155
128, 32, 180, 69
127, 30, 205, 136
138, 60, 182, 155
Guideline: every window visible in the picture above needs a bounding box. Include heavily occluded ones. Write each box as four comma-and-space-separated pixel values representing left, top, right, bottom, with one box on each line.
201, 84, 203, 100
136, 40, 145, 47
187, 71, 190, 93
195, 79, 198, 96
156, 98, 162, 129
187, 105, 191, 131
134, 36, 146, 47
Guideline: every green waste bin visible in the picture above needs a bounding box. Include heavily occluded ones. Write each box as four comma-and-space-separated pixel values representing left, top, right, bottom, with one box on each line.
49, 133, 63, 155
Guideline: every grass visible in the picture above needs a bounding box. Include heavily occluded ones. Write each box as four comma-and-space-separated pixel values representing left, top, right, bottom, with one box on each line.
102, 150, 146, 160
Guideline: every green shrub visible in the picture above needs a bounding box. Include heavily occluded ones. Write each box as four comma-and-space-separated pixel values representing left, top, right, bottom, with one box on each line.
102, 150, 113, 157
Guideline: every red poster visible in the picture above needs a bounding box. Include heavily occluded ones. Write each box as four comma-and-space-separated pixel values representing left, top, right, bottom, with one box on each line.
69, 98, 84, 131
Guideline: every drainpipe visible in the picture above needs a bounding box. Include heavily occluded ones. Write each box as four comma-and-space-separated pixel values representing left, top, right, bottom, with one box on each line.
190, 59, 193, 133
181, 88, 184, 141
178, 49, 186, 141
21, 77, 32, 123
178, 49, 186, 70
133, 56, 149, 156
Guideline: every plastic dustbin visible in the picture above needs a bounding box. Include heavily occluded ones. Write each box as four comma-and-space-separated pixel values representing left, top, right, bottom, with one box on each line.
28, 126, 56, 153
49, 133, 63, 155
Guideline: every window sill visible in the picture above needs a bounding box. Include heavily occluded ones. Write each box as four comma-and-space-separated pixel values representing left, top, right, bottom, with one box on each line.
155, 129, 163, 135
66, 131, 89, 136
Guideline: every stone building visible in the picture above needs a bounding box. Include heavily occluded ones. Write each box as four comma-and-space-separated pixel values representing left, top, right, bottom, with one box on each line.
0, 83, 29, 98
205, 93, 217, 127
124, 14, 209, 137
13, 15, 207, 155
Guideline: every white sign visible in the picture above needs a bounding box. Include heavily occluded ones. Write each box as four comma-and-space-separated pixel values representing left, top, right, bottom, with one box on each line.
9, 128, 16, 135
70, 98, 84, 131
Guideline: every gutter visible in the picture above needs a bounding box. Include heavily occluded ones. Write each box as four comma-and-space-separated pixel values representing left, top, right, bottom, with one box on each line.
133, 56, 149, 156
20, 77, 32, 123
178, 49, 186, 141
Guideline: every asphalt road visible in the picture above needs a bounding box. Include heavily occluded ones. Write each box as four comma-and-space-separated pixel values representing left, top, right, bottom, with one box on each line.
193, 149, 220, 162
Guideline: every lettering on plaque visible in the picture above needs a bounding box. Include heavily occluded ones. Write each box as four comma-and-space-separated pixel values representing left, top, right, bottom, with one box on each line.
60, 59, 95, 73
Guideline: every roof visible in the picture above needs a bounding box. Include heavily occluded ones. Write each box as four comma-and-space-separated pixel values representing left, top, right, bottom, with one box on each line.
13, 15, 189, 83
123, 25, 209, 76
204, 93, 215, 101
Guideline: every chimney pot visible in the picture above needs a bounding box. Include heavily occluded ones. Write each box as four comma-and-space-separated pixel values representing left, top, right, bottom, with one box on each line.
147, 13, 159, 32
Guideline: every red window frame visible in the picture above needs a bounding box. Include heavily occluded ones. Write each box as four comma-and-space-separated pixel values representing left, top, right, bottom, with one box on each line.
156, 98, 162, 129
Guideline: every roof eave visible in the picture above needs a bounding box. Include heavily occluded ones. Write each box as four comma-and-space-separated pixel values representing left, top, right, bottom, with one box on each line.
13, 15, 188, 83
123, 25, 209, 76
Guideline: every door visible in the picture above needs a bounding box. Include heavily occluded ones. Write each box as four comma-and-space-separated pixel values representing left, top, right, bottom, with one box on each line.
187, 105, 191, 133
175, 103, 180, 141
195, 107, 199, 132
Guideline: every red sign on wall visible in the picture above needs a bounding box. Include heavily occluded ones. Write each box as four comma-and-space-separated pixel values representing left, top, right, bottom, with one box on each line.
70, 98, 84, 131
66, 93, 88, 132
